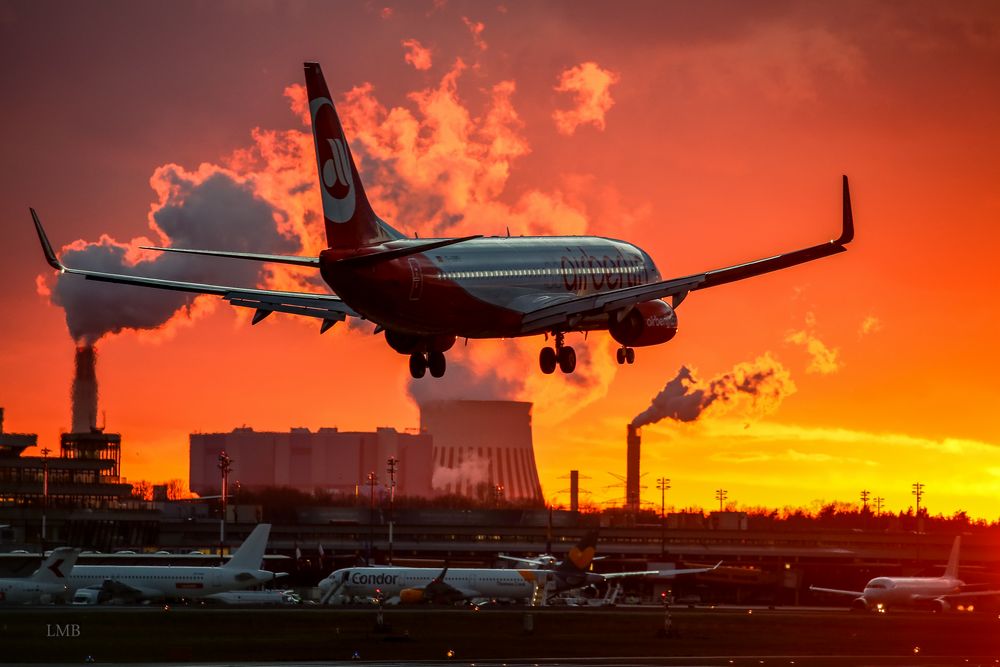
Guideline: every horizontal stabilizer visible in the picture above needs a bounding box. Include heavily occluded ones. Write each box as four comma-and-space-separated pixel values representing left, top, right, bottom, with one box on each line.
334, 235, 482, 268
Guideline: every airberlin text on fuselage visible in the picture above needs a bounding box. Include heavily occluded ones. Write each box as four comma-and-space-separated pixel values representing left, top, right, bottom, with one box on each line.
560, 248, 647, 292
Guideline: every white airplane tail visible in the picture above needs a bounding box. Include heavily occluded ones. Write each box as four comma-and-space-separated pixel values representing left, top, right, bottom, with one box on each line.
943, 535, 961, 580
223, 523, 271, 571
30, 547, 79, 584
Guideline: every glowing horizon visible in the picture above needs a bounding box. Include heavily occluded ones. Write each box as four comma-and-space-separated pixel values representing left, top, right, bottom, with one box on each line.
2, 2, 999, 520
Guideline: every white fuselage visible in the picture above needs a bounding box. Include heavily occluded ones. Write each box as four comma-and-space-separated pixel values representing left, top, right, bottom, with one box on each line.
0, 579, 69, 604
321, 566, 540, 601
68, 565, 271, 599
860, 576, 962, 608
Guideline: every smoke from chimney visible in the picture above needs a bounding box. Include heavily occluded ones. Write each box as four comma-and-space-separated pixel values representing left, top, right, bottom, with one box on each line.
46, 169, 298, 345
71, 344, 99, 433
631, 354, 795, 428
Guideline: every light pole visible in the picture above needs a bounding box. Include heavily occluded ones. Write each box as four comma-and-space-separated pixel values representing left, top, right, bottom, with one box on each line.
874, 496, 885, 517
217, 451, 232, 559
859, 489, 870, 512
657, 478, 671, 555
911, 482, 924, 516
386, 457, 398, 565
367, 471, 378, 566
715, 488, 728, 513
41, 447, 50, 547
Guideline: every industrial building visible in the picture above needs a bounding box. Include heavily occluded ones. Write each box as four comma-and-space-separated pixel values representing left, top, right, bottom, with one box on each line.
189, 426, 433, 497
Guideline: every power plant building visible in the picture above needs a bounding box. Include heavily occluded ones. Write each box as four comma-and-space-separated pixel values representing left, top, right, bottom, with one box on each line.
189, 427, 433, 497
419, 400, 543, 505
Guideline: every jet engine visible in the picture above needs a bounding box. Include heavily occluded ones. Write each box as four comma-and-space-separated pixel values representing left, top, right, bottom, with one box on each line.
932, 598, 952, 613
850, 597, 870, 612
399, 588, 426, 604
385, 330, 456, 355
609, 300, 678, 347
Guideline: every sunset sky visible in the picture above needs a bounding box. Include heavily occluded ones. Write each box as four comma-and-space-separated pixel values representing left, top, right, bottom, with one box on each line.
2, 1, 999, 518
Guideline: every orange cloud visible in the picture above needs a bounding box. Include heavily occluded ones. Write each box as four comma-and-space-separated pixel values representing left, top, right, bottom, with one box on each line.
402, 38, 433, 70
462, 16, 487, 51
785, 313, 842, 375
553, 62, 620, 135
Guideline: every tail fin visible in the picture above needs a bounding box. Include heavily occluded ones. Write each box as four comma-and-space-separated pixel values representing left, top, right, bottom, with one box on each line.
558, 530, 599, 574
224, 523, 271, 571
943, 536, 961, 580
304, 62, 394, 250
31, 547, 79, 583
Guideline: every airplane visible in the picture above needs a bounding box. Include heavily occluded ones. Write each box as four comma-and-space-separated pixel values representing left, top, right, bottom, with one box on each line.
318, 531, 717, 605
31, 61, 855, 380
68, 523, 283, 604
810, 536, 1000, 612
0, 547, 79, 604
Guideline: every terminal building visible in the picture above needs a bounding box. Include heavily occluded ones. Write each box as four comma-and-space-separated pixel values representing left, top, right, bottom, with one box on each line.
189, 426, 433, 497
0, 407, 152, 549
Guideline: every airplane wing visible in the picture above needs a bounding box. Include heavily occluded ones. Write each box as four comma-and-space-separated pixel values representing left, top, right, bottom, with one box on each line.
809, 585, 865, 597
499, 555, 545, 566
32, 210, 358, 332
917, 590, 1000, 603
601, 562, 722, 580
519, 176, 855, 335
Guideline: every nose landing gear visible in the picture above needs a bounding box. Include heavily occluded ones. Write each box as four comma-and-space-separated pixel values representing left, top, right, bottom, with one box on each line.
540, 332, 577, 374
616, 347, 635, 365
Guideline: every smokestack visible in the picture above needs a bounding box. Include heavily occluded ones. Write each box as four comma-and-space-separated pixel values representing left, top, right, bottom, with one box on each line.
626, 424, 641, 513
570, 469, 579, 513
71, 344, 98, 433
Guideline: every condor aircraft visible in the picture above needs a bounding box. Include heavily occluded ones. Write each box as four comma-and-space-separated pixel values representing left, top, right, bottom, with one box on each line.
319, 531, 716, 605
31, 62, 855, 379
0, 547, 78, 605
810, 537, 1000, 612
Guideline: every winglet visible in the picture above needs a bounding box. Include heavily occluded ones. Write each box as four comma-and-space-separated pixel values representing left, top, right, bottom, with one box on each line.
837, 175, 854, 245
31, 208, 64, 271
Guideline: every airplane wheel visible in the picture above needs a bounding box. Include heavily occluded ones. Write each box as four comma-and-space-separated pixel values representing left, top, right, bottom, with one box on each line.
625, 348, 635, 364
558, 346, 577, 374
539, 347, 557, 374
409, 353, 427, 379
616, 348, 626, 365
428, 351, 447, 378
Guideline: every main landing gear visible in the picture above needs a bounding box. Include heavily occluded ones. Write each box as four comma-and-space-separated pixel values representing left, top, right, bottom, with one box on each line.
616, 346, 635, 365
409, 351, 447, 379
539, 333, 577, 374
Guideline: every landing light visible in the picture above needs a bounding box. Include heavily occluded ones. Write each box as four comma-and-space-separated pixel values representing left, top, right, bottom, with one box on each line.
913, 646, 921, 655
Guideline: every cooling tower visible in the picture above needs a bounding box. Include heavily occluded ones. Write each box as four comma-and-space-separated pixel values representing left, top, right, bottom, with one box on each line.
419, 400, 543, 504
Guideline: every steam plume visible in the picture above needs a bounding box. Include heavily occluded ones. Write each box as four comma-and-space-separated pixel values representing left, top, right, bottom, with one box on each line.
632, 354, 795, 428
47, 169, 299, 344
71, 344, 98, 432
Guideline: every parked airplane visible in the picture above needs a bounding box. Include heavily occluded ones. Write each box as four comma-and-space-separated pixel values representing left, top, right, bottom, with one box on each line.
31, 62, 855, 379
810, 536, 1000, 612
0, 547, 79, 604
319, 531, 716, 605
69, 523, 281, 604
